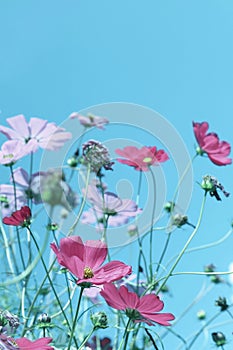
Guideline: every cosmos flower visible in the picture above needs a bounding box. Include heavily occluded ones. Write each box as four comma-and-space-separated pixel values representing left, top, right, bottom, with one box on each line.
193, 121, 231, 166
51, 236, 132, 285
0, 114, 72, 151
2, 206, 31, 227
82, 185, 142, 228
0, 140, 35, 165
100, 283, 175, 326
69, 112, 109, 129
15, 337, 54, 350
115, 145, 169, 171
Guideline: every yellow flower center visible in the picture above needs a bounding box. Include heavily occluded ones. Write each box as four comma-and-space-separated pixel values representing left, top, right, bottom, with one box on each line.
143, 157, 152, 163
3, 154, 14, 159
83, 266, 94, 279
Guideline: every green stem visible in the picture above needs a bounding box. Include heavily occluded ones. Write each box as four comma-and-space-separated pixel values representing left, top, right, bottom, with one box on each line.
77, 327, 95, 350
156, 231, 172, 274
156, 193, 207, 294
67, 287, 84, 350
118, 318, 132, 350
28, 227, 77, 346
149, 169, 157, 281
68, 165, 91, 236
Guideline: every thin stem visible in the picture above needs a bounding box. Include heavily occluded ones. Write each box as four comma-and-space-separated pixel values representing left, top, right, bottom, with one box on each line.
67, 287, 84, 350
155, 231, 172, 274
149, 169, 157, 281
156, 193, 207, 294
77, 327, 95, 350
118, 318, 131, 350
68, 165, 91, 236
28, 228, 77, 346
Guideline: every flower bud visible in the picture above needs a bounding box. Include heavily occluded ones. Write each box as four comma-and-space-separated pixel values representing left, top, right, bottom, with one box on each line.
67, 157, 79, 168
197, 310, 206, 320
171, 213, 188, 228
38, 313, 51, 324
127, 224, 138, 237
164, 201, 175, 213
212, 332, 226, 346
82, 140, 114, 173
90, 312, 108, 329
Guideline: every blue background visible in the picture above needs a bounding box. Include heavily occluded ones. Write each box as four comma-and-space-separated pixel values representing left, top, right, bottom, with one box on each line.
1, 1, 233, 348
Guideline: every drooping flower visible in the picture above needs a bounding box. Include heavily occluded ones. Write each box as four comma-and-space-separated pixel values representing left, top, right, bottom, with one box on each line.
100, 283, 175, 326
51, 236, 132, 285
193, 121, 232, 165
0, 114, 72, 151
2, 206, 31, 227
0, 140, 35, 165
115, 145, 169, 171
39, 169, 78, 210
82, 140, 114, 173
15, 337, 54, 350
82, 185, 142, 228
69, 112, 109, 130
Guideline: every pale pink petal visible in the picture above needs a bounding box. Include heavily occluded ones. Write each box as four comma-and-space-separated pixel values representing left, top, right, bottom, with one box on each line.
6, 115, 30, 138
12, 168, 30, 187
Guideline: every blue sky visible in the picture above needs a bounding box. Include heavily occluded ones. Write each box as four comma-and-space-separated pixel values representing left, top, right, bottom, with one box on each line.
1, 1, 233, 348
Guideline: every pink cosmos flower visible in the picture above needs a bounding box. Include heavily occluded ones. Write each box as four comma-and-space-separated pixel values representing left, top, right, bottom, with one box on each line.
82, 186, 142, 229
70, 112, 109, 129
0, 140, 35, 165
115, 146, 169, 171
3, 206, 31, 227
15, 337, 54, 349
193, 121, 232, 166
51, 236, 132, 285
100, 283, 175, 326
0, 114, 72, 151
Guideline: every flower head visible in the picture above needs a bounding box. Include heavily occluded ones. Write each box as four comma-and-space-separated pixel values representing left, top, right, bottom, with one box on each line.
51, 236, 132, 286
100, 283, 175, 326
69, 112, 109, 130
0, 114, 72, 151
2, 206, 31, 227
115, 145, 169, 171
193, 121, 232, 165
201, 175, 230, 201
82, 185, 142, 228
82, 140, 114, 173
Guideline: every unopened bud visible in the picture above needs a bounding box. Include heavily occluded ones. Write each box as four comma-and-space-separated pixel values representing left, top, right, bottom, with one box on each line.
212, 332, 226, 346
90, 312, 108, 329
197, 310, 206, 320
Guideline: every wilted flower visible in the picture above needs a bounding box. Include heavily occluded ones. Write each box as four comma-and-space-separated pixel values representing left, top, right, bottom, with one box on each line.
82, 140, 114, 173
69, 112, 109, 130
115, 145, 169, 171
100, 283, 175, 326
3, 206, 31, 227
51, 236, 132, 286
193, 121, 232, 165
201, 175, 230, 201
39, 169, 78, 211
0, 114, 72, 151
215, 297, 229, 311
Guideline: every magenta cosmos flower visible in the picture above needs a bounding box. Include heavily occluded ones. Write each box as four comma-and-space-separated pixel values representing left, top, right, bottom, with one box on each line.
100, 283, 175, 326
3, 206, 31, 227
115, 146, 169, 171
70, 112, 109, 129
0, 140, 35, 165
15, 337, 54, 350
193, 121, 232, 166
51, 236, 132, 285
0, 114, 72, 151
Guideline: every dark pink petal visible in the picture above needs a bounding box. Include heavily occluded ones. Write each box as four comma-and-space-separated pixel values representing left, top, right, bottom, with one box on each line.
91, 261, 132, 283
119, 285, 139, 309
84, 240, 107, 269
15, 337, 54, 349
192, 121, 209, 147
138, 294, 164, 313
140, 311, 175, 326
59, 236, 84, 260
100, 283, 127, 310
208, 153, 232, 166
